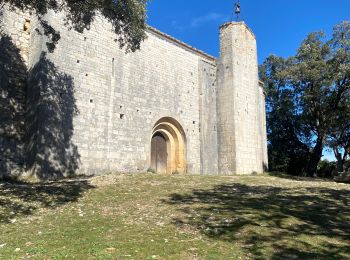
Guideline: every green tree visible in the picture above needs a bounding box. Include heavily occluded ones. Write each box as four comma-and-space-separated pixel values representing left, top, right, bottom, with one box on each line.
259, 55, 311, 174
289, 31, 333, 176
260, 21, 350, 176
327, 21, 350, 173
0, 0, 148, 52
328, 126, 350, 173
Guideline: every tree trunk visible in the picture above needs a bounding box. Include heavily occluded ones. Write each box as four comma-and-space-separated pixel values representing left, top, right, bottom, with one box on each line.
306, 136, 324, 177
336, 158, 344, 173
334, 148, 344, 173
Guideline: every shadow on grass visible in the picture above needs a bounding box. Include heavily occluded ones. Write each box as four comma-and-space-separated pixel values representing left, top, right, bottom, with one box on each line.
267, 172, 333, 182
164, 183, 350, 259
0, 178, 95, 224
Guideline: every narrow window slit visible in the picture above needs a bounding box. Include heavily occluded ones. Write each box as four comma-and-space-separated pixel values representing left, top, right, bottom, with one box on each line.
23, 19, 31, 32
112, 58, 115, 76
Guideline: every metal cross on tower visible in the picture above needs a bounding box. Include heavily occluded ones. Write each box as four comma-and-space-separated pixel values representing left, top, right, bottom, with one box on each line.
232, 0, 241, 21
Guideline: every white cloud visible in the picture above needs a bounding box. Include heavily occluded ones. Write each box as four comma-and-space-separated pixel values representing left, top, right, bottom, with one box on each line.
190, 13, 229, 28
170, 12, 229, 32
171, 20, 185, 32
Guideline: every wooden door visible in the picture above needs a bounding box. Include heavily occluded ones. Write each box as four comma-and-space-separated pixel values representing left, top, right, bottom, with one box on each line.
151, 133, 167, 174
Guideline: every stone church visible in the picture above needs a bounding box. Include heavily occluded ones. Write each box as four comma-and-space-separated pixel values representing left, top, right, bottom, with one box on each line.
0, 6, 268, 179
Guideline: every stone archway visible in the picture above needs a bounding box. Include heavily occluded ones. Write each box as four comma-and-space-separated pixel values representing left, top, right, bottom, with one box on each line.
150, 117, 187, 174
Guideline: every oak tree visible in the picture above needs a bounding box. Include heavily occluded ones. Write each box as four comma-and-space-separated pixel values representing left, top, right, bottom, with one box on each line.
260, 21, 350, 176
0, 0, 148, 52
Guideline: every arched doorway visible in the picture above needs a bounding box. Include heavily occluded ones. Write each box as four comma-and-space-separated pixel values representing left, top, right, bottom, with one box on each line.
150, 117, 187, 174
151, 132, 167, 174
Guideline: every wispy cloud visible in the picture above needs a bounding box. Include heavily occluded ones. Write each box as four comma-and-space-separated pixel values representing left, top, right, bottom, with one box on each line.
190, 13, 229, 28
171, 20, 185, 33
170, 12, 229, 32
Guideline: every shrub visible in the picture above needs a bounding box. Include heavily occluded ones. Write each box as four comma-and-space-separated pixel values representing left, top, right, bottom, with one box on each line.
147, 168, 156, 174
317, 160, 337, 178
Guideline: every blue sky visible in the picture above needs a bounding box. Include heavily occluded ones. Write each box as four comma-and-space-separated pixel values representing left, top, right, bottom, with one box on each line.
147, 0, 350, 63
147, 0, 350, 161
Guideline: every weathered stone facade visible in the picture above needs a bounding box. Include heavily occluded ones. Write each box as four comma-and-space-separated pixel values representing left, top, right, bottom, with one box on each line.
217, 22, 268, 174
0, 6, 268, 178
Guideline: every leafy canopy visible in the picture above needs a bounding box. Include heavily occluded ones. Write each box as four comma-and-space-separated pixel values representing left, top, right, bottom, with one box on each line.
260, 21, 350, 176
0, 0, 148, 52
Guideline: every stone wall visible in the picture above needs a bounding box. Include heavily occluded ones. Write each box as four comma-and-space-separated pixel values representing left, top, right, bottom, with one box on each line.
0, 6, 32, 178
217, 22, 265, 174
259, 82, 269, 170
199, 60, 218, 175
0, 7, 268, 178
24, 10, 218, 176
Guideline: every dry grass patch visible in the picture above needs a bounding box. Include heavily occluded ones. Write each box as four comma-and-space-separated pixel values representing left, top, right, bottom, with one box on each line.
0, 173, 349, 259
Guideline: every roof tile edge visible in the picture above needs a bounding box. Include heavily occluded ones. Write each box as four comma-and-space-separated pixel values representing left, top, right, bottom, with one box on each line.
147, 26, 217, 63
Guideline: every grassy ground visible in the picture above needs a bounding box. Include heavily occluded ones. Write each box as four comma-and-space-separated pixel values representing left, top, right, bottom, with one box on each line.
0, 173, 349, 259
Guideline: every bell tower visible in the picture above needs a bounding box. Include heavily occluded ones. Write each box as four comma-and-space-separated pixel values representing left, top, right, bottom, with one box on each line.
216, 20, 265, 174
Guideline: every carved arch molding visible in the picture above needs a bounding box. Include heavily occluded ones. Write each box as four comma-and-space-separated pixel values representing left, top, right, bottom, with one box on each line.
150, 117, 187, 174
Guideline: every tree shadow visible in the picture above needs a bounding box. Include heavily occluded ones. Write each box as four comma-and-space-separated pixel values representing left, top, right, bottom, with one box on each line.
164, 183, 350, 259
0, 33, 81, 180
267, 172, 333, 182
0, 35, 27, 178
26, 52, 80, 180
0, 178, 95, 223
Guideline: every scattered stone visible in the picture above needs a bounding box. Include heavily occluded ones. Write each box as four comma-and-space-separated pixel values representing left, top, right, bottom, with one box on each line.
25, 242, 34, 247
14, 248, 21, 252
105, 247, 116, 253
